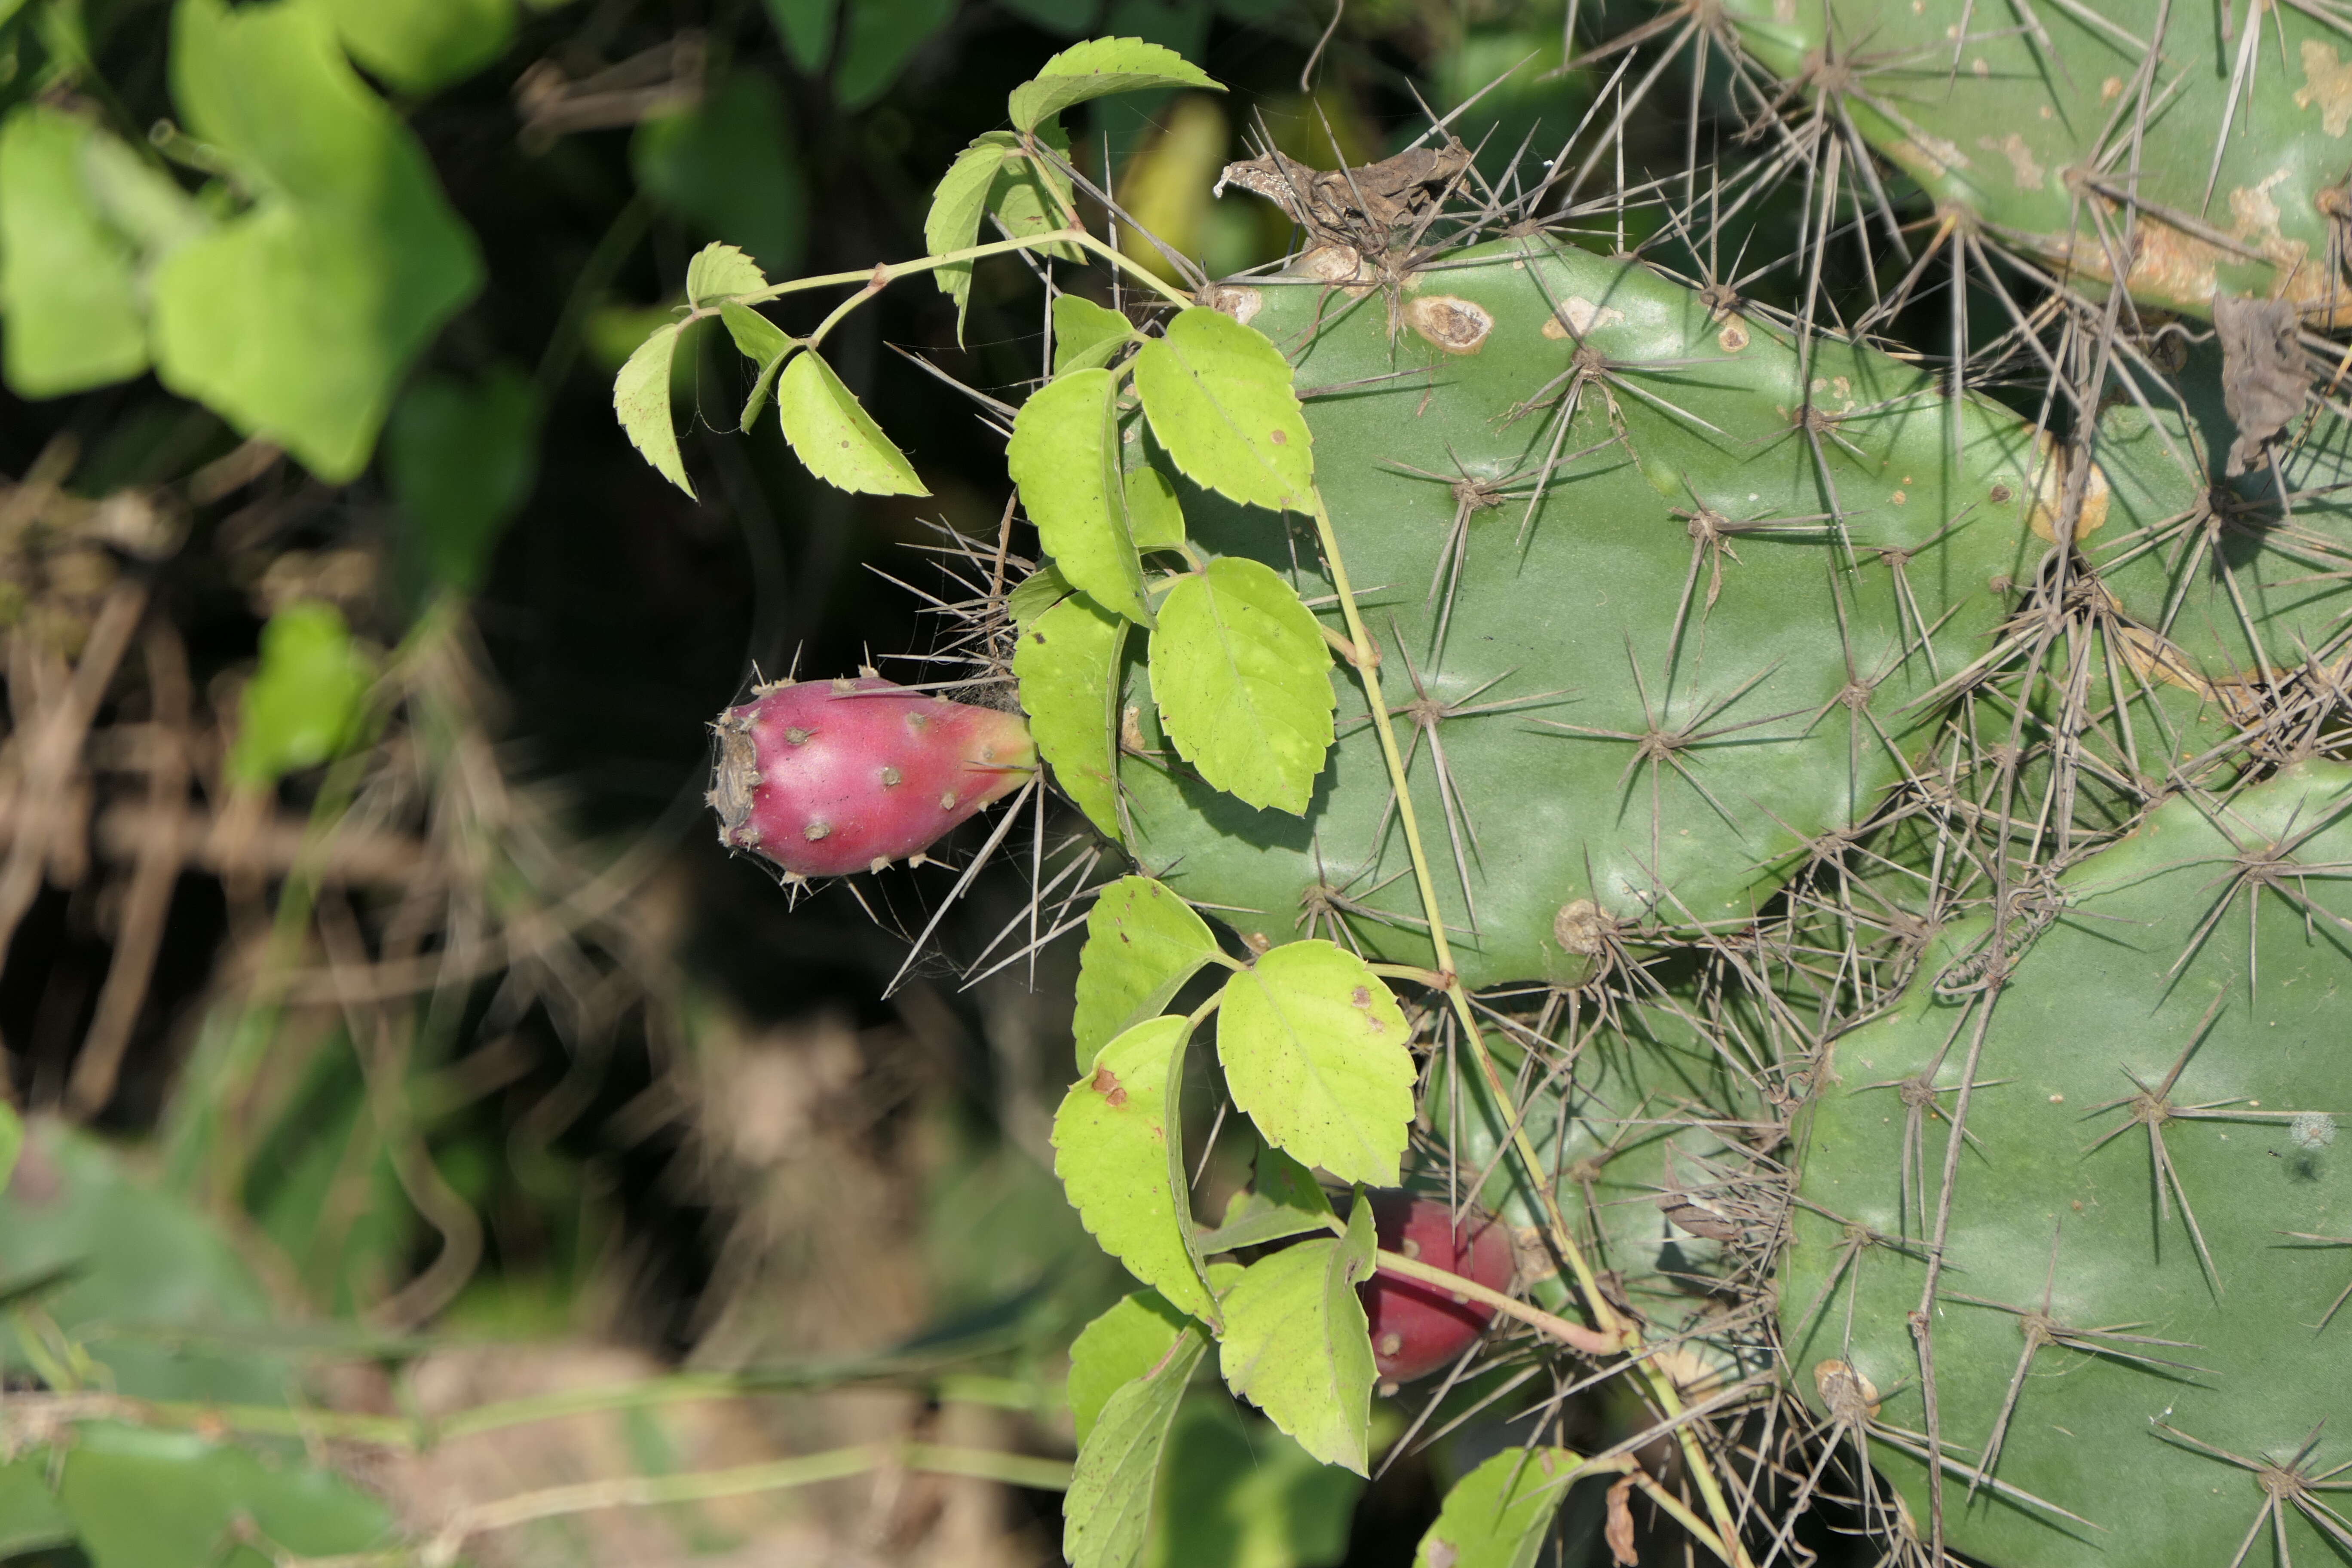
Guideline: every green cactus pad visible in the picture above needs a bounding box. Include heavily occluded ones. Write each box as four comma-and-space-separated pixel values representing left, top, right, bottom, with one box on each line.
1719, 0, 2352, 319
1779, 760, 2352, 1567
1113, 236, 2055, 988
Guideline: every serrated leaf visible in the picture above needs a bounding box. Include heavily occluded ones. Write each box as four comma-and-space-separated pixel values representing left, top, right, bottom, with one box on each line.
686, 242, 768, 306
1073, 877, 1223, 1057
1413, 1447, 1588, 1568
1054, 1016, 1219, 1325
1055, 293, 1134, 374
924, 137, 1008, 335
1008, 36, 1222, 132
1068, 1289, 1192, 1446
777, 350, 928, 496
1148, 556, 1334, 814
0, 107, 148, 398
928, 129, 1079, 342
1009, 368, 1149, 624
1122, 455, 1185, 551
1064, 1322, 1206, 1568
1008, 561, 1073, 630
1200, 1143, 1335, 1253
1216, 941, 1413, 1187
613, 321, 692, 497
1014, 592, 1124, 838
1134, 307, 1313, 513
1216, 1199, 1377, 1474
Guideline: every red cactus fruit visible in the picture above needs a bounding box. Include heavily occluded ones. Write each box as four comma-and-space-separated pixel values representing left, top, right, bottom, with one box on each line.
1360, 1193, 1516, 1389
708, 675, 1035, 880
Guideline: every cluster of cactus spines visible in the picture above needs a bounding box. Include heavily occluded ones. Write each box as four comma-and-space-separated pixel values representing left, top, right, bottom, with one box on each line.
708, 674, 1035, 881
1711, 0, 2351, 321
631, 13, 2352, 1565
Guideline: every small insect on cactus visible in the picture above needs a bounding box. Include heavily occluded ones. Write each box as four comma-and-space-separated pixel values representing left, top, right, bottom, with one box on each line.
707, 675, 1035, 880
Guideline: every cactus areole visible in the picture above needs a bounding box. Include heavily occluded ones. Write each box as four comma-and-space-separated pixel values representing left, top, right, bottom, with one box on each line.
708, 677, 1036, 879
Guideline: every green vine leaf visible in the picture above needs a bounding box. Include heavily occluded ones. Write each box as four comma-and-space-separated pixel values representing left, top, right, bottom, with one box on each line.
228, 601, 378, 787
1007, 368, 1149, 623
1216, 940, 1413, 1187
1148, 556, 1333, 814
685, 241, 767, 306
925, 128, 1078, 341
1073, 876, 1223, 1057
1413, 1447, 1587, 1568
1054, 293, 1134, 374
1008, 37, 1222, 133
777, 351, 927, 496
1200, 1143, 1336, 1253
1133, 307, 1313, 513
1054, 1016, 1218, 1324
1008, 561, 1073, 630
1216, 1197, 1377, 1474
717, 300, 793, 429
1063, 1321, 1207, 1568
1014, 592, 1125, 839
1122, 455, 1186, 552
613, 321, 692, 498
1068, 1289, 1192, 1446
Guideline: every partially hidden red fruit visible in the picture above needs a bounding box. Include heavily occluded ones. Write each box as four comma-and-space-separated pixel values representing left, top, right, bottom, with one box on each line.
708, 675, 1035, 879
1360, 1193, 1516, 1388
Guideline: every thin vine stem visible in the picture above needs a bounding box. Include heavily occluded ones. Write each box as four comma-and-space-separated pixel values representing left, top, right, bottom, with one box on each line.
1303, 488, 1756, 1568
701, 227, 1192, 347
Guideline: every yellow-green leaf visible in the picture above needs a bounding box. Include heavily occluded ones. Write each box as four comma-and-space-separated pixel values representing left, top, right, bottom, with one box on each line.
1148, 556, 1333, 814
1216, 940, 1414, 1187
1014, 592, 1125, 839
1009, 368, 1149, 623
777, 350, 927, 496
1133, 307, 1313, 513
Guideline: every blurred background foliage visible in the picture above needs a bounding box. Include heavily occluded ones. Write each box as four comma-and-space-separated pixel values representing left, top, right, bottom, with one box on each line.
0, 0, 1708, 1560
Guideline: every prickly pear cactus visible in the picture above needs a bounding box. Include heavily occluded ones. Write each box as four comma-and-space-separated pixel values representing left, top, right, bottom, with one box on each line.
1716, 0, 2352, 318
1781, 762, 2352, 1565
1103, 239, 2048, 987
616, 18, 2352, 1568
